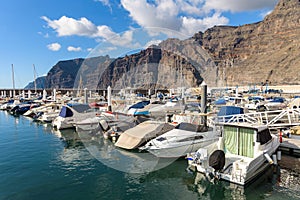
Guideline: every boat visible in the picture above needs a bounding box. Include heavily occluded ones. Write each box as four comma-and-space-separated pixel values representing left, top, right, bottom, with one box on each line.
140, 122, 220, 158
52, 103, 101, 130
76, 111, 138, 133
115, 121, 175, 150
36, 103, 62, 123
187, 123, 280, 185
10, 102, 40, 115
256, 97, 287, 111
127, 100, 150, 115
148, 100, 183, 117
0, 99, 15, 110
131, 100, 165, 116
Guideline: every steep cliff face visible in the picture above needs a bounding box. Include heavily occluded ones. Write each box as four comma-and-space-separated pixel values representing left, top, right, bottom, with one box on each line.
24, 76, 46, 89
40, 0, 300, 89
45, 59, 84, 89
97, 47, 203, 90
193, 0, 300, 86
45, 56, 112, 89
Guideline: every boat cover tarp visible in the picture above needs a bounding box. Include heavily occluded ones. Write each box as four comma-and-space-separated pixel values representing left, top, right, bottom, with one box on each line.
217, 106, 244, 116
128, 100, 150, 110
214, 98, 226, 105
115, 121, 174, 149
209, 150, 225, 171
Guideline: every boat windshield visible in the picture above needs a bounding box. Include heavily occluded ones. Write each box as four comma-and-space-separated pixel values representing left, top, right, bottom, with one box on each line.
175, 122, 206, 132
68, 104, 92, 113
177, 135, 204, 142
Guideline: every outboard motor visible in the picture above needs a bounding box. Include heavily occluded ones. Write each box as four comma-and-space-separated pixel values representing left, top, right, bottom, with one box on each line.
208, 150, 225, 172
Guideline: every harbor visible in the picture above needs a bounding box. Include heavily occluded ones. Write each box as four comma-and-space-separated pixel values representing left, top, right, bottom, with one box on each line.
1, 0, 300, 199
0, 98, 300, 200
1, 84, 300, 199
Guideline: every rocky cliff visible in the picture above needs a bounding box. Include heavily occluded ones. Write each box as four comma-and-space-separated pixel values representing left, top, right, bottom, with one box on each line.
44, 56, 112, 89
97, 47, 203, 90
38, 0, 300, 89
192, 0, 300, 86
24, 76, 46, 89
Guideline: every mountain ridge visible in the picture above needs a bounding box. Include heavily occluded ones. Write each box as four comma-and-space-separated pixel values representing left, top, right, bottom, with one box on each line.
25, 0, 300, 89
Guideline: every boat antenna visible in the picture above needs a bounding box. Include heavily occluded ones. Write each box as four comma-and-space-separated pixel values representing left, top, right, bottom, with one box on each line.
11, 64, 15, 98
33, 64, 37, 94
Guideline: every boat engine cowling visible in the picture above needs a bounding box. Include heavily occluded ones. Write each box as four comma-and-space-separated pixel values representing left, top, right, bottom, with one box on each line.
208, 150, 225, 172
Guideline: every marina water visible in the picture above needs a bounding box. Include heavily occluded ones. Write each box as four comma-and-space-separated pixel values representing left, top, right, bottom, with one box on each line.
0, 110, 300, 200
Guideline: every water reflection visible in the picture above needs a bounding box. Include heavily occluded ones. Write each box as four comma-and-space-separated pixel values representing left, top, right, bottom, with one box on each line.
188, 166, 279, 200
76, 129, 176, 173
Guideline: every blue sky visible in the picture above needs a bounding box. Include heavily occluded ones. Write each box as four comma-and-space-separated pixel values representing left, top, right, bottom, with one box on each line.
0, 0, 278, 88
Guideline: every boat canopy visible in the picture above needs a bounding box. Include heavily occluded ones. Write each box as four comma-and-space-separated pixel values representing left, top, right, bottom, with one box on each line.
128, 100, 150, 110
59, 106, 73, 118
256, 128, 272, 145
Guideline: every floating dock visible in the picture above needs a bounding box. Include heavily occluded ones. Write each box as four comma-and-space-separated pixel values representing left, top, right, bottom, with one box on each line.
279, 136, 300, 156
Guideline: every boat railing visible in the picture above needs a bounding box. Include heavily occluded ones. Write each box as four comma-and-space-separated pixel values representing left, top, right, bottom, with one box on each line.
212, 107, 300, 128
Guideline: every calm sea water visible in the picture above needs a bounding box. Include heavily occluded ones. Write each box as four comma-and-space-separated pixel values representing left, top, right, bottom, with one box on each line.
0, 111, 300, 200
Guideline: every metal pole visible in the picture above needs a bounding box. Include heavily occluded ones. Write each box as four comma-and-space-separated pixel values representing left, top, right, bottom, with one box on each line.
43, 89, 47, 101
201, 81, 207, 128
11, 64, 15, 98
33, 64, 37, 94
84, 88, 88, 104
53, 88, 56, 101
107, 86, 112, 111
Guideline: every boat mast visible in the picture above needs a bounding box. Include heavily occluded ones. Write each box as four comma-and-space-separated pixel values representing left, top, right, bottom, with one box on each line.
33, 64, 37, 93
11, 64, 15, 98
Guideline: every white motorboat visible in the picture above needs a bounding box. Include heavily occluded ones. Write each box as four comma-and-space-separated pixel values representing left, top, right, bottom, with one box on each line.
0, 99, 15, 110
23, 103, 61, 120
140, 122, 220, 158
52, 103, 101, 130
187, 123, 280, 185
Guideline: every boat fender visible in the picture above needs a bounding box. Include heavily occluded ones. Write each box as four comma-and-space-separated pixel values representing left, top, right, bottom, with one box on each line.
264, 153, 274, 165
208, 150, 225, 172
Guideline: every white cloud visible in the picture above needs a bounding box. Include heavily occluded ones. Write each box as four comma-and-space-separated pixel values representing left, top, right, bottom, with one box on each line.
89, 46, 118, 55
120, 0, 278, 36
67, 46, 82, 52
260, 10, 273, 19
41, 16, 97, 37
95, 0, 110, 6
41, 15, 135, 47
121, 0, 181, 31
203, 0, 278, 13
144, 39, 162, 48
47, 43, 61, 51
181, 13, 229, 35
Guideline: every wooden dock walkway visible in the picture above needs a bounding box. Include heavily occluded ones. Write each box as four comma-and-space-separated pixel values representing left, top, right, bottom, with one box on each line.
279, 136, 300, 156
